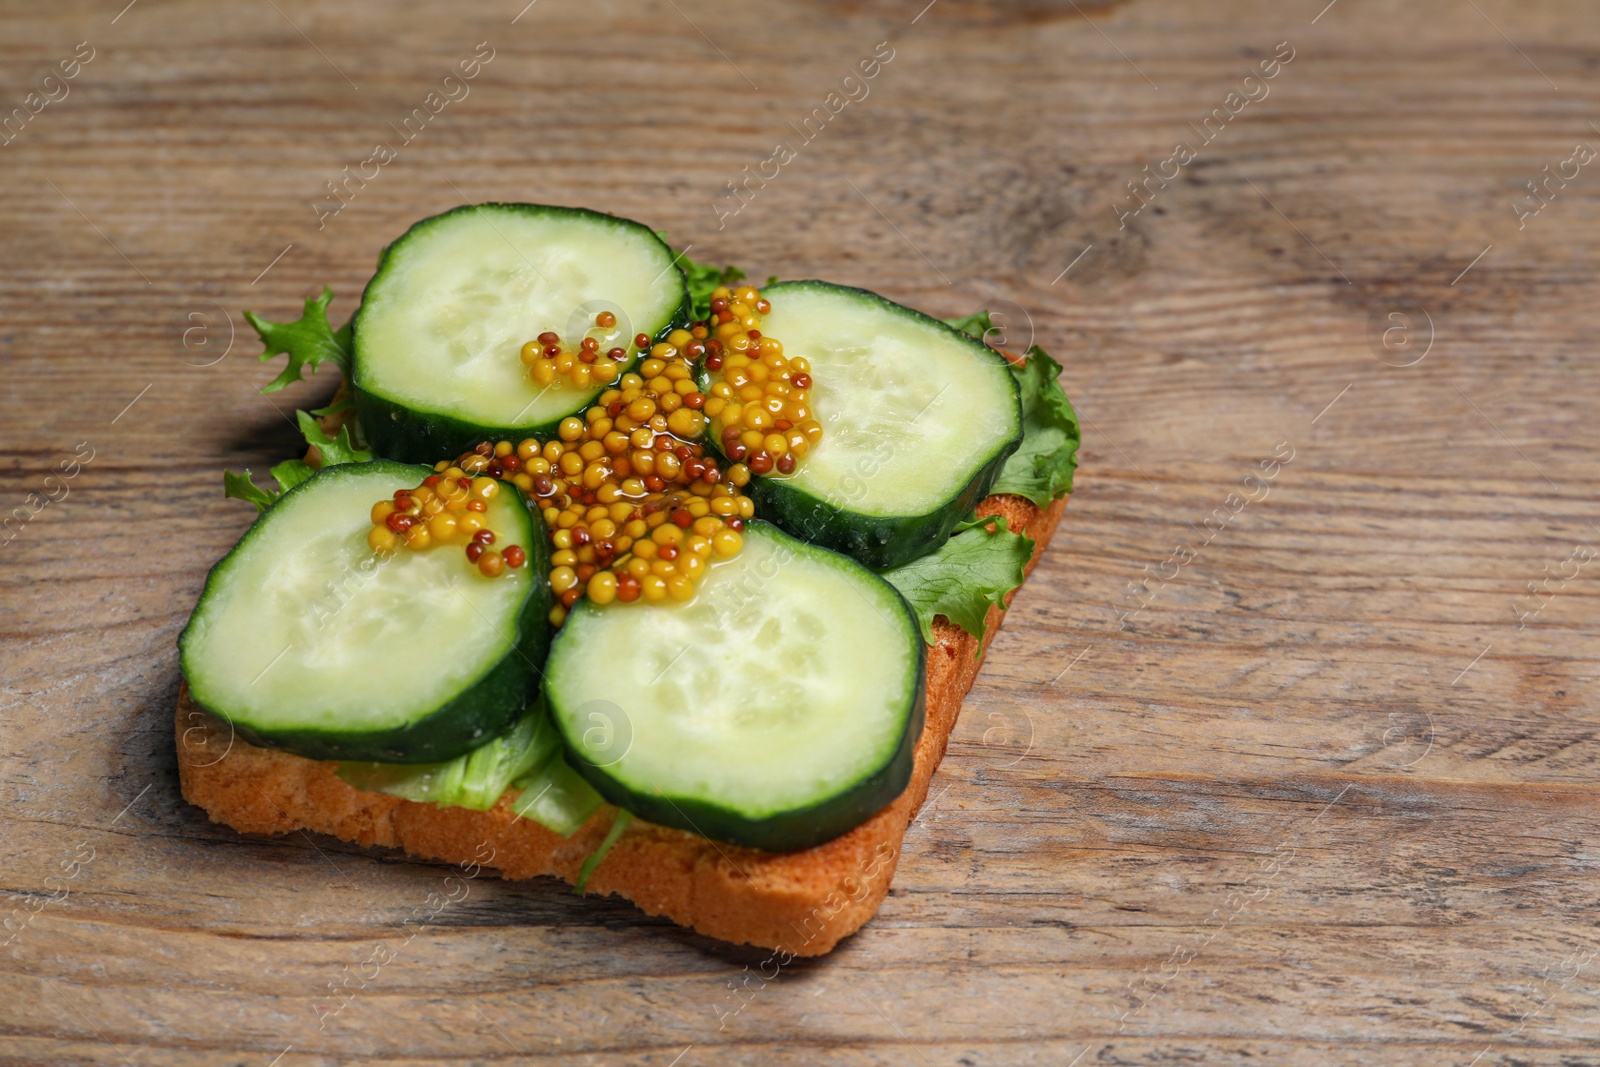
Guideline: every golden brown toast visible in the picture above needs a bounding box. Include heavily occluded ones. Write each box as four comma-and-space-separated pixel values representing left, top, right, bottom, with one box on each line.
178, 492, 1067, 957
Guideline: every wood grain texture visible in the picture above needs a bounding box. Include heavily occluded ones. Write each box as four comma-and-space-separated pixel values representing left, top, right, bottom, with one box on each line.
2, 0, 1598, 1064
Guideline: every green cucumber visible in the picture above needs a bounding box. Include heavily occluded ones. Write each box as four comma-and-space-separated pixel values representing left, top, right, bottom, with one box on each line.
179, 461, 552, 763
353, 204, 690, 463
702, 281, 1023, 569
545, 521, 925, 852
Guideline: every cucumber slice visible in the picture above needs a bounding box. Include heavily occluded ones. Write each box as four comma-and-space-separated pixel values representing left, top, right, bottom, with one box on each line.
545, 522, 926, 852
353, 204, 690, 463
705, 280, 1022, 569
179, 461, 552, 763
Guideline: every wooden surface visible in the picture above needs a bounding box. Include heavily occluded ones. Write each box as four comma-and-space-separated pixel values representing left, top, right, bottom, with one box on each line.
3, 0, 1598, 1063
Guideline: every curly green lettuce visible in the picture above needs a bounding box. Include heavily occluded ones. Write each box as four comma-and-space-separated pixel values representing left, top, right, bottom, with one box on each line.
669, 243, 782, 321
573, 810, 633, 894
222, 408, 370, 512
337, 702, 604, 837
510, 756, 605, 839
334, 710, 552, 812
683, 257, 746, 322
295, 410, 371, 467
941, 309, 995, 343
883, 515, 1036, 645
244, 286, 352, 394
221, 459, 315, 514
221, 470, 279, 512
991, 345, 1079, 505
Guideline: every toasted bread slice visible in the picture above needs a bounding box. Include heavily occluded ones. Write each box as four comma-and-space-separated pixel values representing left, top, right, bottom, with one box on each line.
178, 493, 1066, 956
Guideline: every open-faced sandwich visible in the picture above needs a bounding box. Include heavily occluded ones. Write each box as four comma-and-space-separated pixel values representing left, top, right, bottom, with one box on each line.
177, 203, 1078, 956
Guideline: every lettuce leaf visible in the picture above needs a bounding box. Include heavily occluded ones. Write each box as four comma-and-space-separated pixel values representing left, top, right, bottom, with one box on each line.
270, 458, 315, 493
882, 515, 1035, 645
667, 242, 779, 321
222, 460, 317, 513
683, 256, 746, 322
244, 286, 352, 394
942, 310, 995, 343
221, 470, 279, 512
991, 345, 1079, 504
337, 704, 561, 813
336, 751, 470, 805
308, 395, 355, 418
336, 703, 605, 837
295, 410, 371, 466
220, 411, 367, 512
511, 756, 604, 838
458, 710, 562, 810
573, 810, 632, 894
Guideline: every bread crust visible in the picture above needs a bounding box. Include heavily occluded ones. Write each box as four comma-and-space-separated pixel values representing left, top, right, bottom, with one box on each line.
178, 493, 1067, 956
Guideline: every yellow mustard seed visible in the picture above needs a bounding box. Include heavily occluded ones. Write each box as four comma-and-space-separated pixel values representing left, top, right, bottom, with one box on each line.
587, 571, 618, 605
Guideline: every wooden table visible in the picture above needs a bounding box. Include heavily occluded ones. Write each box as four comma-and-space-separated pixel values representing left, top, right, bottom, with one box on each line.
3, 0, 1597, 1063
